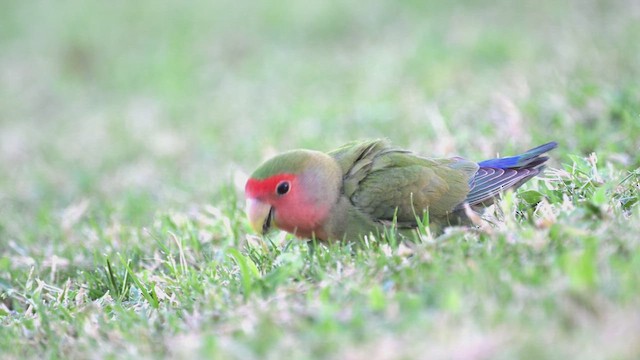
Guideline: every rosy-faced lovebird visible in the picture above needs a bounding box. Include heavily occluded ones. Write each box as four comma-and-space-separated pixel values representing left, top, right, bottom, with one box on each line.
245, 139, 557, 241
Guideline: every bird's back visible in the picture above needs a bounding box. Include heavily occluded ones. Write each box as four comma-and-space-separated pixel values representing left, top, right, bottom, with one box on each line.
329, 139, 478, 228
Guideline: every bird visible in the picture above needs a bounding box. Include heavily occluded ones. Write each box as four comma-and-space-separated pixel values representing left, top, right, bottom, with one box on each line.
245, 139, 557, 242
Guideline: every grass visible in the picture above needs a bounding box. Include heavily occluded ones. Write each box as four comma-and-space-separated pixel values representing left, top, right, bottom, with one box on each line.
1, 0, 640, 358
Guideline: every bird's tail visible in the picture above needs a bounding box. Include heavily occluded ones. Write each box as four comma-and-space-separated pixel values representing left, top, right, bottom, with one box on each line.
476, 141, 558, 169
463, 142, 557, 206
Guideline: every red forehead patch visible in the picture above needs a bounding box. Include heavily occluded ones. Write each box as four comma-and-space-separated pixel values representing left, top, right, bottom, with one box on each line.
245, 174, 296, 198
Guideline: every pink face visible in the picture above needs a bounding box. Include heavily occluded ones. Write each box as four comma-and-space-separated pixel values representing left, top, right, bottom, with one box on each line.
245, 173, 330, 238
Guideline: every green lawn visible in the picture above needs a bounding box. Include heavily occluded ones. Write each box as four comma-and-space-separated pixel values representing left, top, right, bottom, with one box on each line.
1, 0, 639, 358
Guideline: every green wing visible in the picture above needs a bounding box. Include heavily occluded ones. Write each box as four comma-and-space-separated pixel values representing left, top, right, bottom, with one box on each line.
329, 139, 478, 225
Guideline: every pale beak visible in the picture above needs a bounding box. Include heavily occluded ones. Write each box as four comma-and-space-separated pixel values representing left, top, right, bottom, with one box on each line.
246, 198, 273, 234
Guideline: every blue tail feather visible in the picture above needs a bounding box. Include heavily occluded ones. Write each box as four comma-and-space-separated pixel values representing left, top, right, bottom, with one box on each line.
477, 141, 558, 170
461, 141, 557, 207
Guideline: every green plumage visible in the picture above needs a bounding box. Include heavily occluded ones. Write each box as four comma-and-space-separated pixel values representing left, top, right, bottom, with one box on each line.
251, 150, 321, 180
248, 139, 555, 241
332, 140, 479, 217
327, 140, 478, 238
249, 139, 481, 241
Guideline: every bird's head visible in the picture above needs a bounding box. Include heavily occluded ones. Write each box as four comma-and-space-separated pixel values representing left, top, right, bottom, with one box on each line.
244, 150, 341, 238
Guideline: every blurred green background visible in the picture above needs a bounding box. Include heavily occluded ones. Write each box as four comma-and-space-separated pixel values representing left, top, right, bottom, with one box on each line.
2, 0, 638, 230
1, 0, 639, 357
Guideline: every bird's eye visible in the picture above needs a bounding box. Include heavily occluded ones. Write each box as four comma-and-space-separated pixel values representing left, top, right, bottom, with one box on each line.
276, 181, 290, 195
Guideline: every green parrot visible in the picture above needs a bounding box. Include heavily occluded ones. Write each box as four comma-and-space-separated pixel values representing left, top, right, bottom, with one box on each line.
245, 139, 557, 241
